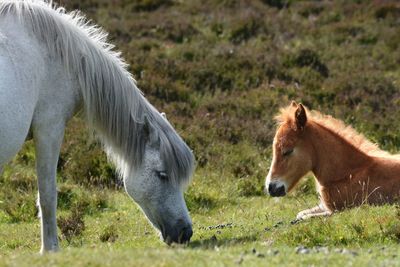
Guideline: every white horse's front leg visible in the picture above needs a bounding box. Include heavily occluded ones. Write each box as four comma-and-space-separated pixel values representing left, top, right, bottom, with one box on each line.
34, 123, 65, 253
296, 203, 332, 220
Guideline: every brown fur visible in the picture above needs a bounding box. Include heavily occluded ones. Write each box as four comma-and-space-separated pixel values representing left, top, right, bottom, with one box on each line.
270, 102, 400, 213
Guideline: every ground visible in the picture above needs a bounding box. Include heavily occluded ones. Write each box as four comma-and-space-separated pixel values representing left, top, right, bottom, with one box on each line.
1, 187, 400, 266
1, 0, 400, 266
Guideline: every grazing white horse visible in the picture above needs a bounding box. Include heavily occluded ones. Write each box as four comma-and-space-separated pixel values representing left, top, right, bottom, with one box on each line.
0, 0, 195, 253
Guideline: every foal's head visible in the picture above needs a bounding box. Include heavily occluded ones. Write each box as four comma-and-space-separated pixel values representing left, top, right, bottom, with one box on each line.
266, 102, 313, 197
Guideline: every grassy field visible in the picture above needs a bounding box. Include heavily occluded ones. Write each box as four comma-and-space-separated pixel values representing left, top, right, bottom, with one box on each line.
2, 0, 400, 266
1, 181, 400, 266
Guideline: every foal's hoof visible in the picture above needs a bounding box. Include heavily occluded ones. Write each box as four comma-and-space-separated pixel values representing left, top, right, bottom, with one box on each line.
296, 211, 308, 221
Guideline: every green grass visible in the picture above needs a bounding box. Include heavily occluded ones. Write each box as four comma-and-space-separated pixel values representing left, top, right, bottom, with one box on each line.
1, 188, 400, 266
2, 0, 400, 265
1, 172, 400, 266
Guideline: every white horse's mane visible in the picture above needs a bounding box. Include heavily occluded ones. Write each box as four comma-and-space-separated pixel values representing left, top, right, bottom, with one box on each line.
0, 0, 194, 184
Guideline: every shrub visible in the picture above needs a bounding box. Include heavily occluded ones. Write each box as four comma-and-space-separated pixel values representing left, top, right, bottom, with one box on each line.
236, 178, 263, 197
375, 4, 400, 19
1, 192, 37, 223
61, 119, 120, 189
132, 0, 173, 12
260, 0, 290, 9
285, 49, 329, 78
58, 208, 86, 244
100, 225, 119, 243
185, 191, 218, 212
229, 16, 263, 44
298, 3, 324, 18
57, 184, 109, 214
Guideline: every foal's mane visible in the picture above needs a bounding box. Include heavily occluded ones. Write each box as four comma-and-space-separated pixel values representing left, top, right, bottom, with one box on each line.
276, 104, 390, 157
0, 0, 194, 184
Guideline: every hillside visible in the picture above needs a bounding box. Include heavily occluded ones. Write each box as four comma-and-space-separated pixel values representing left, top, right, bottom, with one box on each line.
60, 0, 400, 192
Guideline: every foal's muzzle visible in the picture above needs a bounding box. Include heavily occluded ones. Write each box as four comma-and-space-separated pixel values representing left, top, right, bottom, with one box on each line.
161, 220, 193, 245
268, 182, 286, 197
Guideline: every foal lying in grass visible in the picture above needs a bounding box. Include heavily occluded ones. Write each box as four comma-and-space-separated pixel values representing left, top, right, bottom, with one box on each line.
266, 101, 400, 220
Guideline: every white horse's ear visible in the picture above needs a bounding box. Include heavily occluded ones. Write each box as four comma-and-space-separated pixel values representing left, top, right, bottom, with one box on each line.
144, 115, 159, 147
161, 112, 167, 120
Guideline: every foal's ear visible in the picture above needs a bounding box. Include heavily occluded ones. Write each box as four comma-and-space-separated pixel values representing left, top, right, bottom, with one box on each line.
144, 115, 160, 147
295, 104, 307, 130
290, 101, 298, 108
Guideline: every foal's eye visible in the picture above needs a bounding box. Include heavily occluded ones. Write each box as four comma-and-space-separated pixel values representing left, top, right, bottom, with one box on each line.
282, 148, 294, 156
156, 171, 168, 181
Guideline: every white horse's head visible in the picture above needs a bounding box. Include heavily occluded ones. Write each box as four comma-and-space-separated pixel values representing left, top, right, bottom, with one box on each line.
123, 115, 194, 244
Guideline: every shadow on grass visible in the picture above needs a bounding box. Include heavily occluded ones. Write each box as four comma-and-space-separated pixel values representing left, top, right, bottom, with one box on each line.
189, 234, 258, 249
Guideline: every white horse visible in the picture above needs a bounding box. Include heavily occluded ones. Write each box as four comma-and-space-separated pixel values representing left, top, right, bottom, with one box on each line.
0, 0, 195, 253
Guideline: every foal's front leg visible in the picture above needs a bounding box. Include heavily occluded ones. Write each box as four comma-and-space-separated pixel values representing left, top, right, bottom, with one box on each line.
296, 203, 332, 220
34, 123, 65, 253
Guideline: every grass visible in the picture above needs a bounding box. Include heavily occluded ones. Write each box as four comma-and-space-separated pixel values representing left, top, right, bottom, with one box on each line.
2, 0, 400, 266
1, 185, 400, 266
1, 171, 400, 266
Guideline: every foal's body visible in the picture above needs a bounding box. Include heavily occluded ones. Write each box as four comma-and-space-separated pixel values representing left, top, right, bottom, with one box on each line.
266, 102, 400, 220
302, 122, 400, 217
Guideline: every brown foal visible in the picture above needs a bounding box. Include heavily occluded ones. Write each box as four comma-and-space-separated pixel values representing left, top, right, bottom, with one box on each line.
266, 101, 400, 220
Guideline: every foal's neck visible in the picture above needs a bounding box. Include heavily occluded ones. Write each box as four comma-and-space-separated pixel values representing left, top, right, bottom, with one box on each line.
307, 122, 371, 187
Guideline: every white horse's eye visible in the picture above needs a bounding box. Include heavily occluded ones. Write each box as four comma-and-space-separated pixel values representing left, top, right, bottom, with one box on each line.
156, 171, 168, 180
